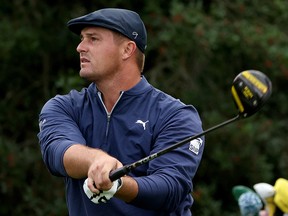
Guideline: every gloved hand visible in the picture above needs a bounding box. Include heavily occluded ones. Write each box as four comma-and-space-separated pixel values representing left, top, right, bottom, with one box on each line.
83, 178, 122, 204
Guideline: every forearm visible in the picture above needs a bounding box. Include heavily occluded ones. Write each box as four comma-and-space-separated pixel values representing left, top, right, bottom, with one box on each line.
115, 176, 138, 202
63, 144, 100, 179
63, 144, 138, 203
67, 145, 139, 203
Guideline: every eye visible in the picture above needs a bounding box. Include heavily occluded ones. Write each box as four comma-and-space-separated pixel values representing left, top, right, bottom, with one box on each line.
91, 37, 97, 41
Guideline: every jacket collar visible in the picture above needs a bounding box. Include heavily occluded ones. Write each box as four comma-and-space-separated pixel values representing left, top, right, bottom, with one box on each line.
89, 75, 152, 96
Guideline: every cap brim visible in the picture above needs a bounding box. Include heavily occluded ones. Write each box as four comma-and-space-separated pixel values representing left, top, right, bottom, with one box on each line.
67, 21, 124, 36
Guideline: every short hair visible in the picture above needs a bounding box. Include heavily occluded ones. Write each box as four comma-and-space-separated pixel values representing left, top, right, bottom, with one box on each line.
112, 31, 145, 73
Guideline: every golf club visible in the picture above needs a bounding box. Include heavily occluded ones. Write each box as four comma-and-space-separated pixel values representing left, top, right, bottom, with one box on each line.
109, 70, 272, 181
274, 178, 288, 213
253, 182, 275, 204
253, 182, 276, 215
232, 185, 254, 201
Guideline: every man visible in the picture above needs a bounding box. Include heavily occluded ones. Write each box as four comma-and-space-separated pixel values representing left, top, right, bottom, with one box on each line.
38, 8, 204, 216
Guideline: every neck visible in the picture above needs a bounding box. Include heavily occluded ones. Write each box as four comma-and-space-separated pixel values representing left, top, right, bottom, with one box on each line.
96, 73, 141, 112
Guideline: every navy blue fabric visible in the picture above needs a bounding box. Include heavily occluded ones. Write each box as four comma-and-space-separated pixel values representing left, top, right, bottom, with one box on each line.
38, 77, 204, 215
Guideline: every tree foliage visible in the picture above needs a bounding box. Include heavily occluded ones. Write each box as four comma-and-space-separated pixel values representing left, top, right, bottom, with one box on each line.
1, 0, 287, 215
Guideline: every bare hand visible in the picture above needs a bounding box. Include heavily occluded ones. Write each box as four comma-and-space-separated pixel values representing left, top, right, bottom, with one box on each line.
86, 150, 122, 193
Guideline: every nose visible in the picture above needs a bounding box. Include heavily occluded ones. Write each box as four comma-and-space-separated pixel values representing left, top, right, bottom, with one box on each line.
76, 40, 87, 53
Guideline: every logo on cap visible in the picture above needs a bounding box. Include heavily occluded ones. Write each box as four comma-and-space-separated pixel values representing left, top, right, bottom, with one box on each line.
132, 31, 138, 39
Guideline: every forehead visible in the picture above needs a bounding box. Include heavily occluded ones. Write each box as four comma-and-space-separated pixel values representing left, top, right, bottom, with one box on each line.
80, 26, 114, 37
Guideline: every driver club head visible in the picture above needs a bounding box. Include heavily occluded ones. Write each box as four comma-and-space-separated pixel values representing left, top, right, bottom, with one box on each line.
253, 183, 275, 201
231, 70, 272, 118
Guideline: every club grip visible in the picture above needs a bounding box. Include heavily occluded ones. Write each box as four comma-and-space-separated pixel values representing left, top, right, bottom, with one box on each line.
109, 165, 130, 182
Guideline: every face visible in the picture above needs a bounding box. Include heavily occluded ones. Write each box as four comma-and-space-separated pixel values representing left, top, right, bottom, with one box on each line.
76, 27, 122, 82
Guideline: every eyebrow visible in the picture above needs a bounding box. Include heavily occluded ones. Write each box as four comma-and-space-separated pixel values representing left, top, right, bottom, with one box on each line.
80, 32, 101, 39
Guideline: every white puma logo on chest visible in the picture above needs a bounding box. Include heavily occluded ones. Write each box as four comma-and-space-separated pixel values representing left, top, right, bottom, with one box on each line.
136, 120, 149, 130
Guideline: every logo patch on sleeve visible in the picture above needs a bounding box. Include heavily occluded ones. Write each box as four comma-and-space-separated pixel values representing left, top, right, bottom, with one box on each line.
39, 119, 46, 132
189, 138, 203, 155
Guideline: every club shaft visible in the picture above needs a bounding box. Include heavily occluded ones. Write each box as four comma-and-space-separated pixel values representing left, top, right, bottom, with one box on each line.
109, 114, 240, 181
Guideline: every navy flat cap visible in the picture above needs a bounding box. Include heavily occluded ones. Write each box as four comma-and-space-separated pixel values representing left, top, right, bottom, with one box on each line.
67, 8, 147, 53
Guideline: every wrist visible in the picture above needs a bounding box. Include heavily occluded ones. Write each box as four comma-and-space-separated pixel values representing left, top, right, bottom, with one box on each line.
114, 176, 138, 203
117, 177, 123, 191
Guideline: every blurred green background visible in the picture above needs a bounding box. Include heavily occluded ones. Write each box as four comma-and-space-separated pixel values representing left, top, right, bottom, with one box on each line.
1, 0, 287, 215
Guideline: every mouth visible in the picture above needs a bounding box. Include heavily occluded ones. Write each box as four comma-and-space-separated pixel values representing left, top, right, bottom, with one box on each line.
80, 57, 90, 63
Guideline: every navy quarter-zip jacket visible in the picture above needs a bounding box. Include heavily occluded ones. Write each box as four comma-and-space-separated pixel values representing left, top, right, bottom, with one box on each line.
38, 76, 204, 216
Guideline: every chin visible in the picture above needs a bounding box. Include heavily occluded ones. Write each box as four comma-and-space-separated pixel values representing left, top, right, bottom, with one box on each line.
79, 69, 90, 76
79, 72, 94, 82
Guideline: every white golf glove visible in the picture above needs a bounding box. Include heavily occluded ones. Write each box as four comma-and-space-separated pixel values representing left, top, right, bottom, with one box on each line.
83, 178, 122, 204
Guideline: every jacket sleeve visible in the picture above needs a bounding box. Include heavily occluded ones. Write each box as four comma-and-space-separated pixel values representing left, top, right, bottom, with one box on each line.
37, 94, 87, 177
130, 105, 205, 212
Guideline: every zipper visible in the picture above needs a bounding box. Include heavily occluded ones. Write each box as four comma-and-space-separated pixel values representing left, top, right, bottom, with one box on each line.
106, 113, 111, 137
97, 91, 124, 139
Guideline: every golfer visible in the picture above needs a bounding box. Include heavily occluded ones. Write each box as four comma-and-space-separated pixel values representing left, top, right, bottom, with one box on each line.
38, 8, 204, 216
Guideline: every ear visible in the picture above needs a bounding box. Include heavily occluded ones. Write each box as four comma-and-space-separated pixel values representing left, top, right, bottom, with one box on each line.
122, 41, 137, 60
